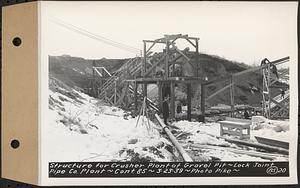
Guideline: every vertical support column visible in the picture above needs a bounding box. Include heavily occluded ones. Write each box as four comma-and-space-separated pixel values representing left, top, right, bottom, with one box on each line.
143, 83, 147, 99
143, 41, 147, 77
262, 68, 268, 118
124, 82, 129, 108
267, 64, 271, 118
134, 82, 138, 113
230, 75, 235, 117
114, 79, 117, 104
195, 39, 199, 77
187, 83, 192, 121
92, 61, 96, 97
170, 82, 175, 119
157, 81, 163, 114
165, 38, 170, 78
143, 41, 147, 100
200, 83, 205, 122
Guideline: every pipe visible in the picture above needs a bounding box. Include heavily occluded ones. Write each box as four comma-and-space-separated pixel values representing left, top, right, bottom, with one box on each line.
154, 114, 193, 162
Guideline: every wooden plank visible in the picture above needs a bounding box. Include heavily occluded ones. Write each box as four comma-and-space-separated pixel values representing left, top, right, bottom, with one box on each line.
255, 136, 289, 149
143, 39, 165, 44
155, 114, 193, 162
170, 44, 190, 61
187, 83, 192, 121
222, 137, 289, 155
144, 54, 166, 76
134, 82, 138, 112
230, 76, 235, 117
143, 41, 147, 76
184, 37, 197, 48
165, 39, 170, 78
146, 41, 156, 54
206, 83, 232, 101
271, 98, 289, 111
157, 82, 163, 113
200, 84, 205, 122
191, 144, 287, 160
170, 82, 175, 119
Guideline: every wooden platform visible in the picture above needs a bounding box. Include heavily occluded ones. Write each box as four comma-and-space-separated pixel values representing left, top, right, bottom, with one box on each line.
130, 76, 207, 84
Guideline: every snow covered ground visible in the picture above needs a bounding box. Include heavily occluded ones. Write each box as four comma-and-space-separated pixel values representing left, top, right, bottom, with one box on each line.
46, 79, 177, 162
173, 118, 289, 161
46, 78, 289, 162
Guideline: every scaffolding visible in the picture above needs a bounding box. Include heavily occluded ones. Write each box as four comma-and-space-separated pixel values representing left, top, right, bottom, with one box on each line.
130, 34, 207, 121
91, 33, 290, 121
261, 58, 289, 119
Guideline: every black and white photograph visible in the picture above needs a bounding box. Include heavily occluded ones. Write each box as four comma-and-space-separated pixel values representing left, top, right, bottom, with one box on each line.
39, 1, 298, 185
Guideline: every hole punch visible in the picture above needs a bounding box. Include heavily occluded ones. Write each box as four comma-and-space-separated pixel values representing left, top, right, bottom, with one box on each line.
12, 37, 22, 47
10, 139, 20, 149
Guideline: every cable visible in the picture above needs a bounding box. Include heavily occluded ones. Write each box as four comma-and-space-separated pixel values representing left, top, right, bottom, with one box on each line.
52, 20, 140, 54
50, 17, 141, 55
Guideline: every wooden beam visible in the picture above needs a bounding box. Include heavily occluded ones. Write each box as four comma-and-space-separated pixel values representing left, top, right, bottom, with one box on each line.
134, 76, 206, 84
200, 84, 205, 122
93, 67, 103, 77
134, 82, 138, 112
187, 83, 192, 121
170, 44, 190, 61
143, 41, 147, 77
221, 137, 289, 155
271, 107, 287, 118
170, 82, 175, 119
195, 39, 199, 77
143, 83, 147, 99
230, 76, 235, 117
165, 39, 170, 78
234, 57, 289, 77
157, 81, 163, 114
143, 39, 165, 44
154, 114, 193, 162
205, 56, 290, 86
146, 41, 157, 54
206, 83, 233, 101
271, 98, 289, 111
116, 84, 127, 106
144, 54, 166, 76
190, 144, 287, 160
185, 38, 197, 48
169, 54, 183, 63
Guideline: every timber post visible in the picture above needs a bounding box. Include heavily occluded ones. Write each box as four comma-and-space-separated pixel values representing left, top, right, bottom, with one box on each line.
134, 81, 138, 113
230, 75, 235, 117
157, 81, 163, 114
200, 83, 205, 122
187, 83, 192, 121
170, 82, 175, 119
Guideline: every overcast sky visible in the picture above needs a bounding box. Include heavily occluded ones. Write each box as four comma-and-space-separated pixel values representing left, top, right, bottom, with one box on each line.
42, 1, 298, 66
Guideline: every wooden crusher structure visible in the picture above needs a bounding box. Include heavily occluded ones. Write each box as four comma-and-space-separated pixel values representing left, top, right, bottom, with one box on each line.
91, 34, 290, 121
133, 34, 207, 121
91, 34, 207, 121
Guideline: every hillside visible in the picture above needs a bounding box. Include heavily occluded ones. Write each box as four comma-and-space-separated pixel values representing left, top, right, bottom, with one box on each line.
49, 53, 280, 107
48, 77, 177, 162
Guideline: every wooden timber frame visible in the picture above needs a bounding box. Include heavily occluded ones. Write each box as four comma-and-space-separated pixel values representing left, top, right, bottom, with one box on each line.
261, 58, 290, 119
132, 34, 207, 121
203, 56, 290, 120
89, 60, 112, 97
134, 77, 207, 121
